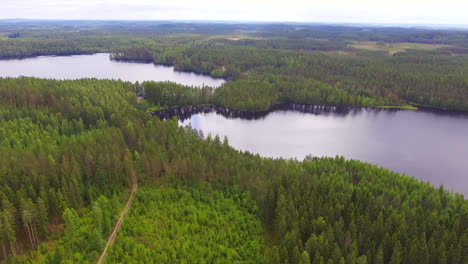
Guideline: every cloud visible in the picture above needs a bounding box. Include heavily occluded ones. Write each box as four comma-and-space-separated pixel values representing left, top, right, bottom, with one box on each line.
0, 0, 467, 25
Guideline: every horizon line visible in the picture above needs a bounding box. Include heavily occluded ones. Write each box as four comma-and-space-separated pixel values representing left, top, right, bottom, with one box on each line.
0, 18, 467, 29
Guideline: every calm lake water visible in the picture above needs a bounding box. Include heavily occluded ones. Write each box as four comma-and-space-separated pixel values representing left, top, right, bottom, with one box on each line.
1, 54, 466, 195
0, 53, 225, 87
181, 109, 468, 196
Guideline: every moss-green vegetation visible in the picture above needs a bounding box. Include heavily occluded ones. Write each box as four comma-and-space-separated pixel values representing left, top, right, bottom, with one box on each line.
136, 98, 167, 112
105, 187, 268, 264
376, 104, 419, 110
146, 105, 166, 112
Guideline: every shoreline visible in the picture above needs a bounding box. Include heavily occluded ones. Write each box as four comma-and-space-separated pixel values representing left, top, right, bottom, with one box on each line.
151, 102, 468, 121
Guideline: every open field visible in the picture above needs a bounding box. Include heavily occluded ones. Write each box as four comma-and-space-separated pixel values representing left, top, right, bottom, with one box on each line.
351, 41, 452, 55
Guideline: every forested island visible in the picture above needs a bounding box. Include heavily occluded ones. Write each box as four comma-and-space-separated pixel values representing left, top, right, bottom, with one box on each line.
0, 21, 467, 264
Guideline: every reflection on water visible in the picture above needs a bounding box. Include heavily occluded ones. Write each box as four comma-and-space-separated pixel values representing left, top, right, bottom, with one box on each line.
0, 53, 225, 87
180, 108, 468, 196
1, 53, 465, 195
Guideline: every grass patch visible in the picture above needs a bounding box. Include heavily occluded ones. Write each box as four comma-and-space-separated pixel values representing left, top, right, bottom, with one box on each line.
147, 105, 166, 111
136, 98, 166, 112
376, 104, 418, 110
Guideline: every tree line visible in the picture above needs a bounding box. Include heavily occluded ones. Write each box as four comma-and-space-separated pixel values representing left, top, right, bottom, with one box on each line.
115, 42, 468, 112
1, 21, 467, 111
0, 77, 466, 263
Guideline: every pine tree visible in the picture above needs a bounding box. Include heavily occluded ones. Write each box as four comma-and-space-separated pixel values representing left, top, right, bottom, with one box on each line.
299, 250, 311, 264
90, 228, 104, 251
389, 241, 402, 264
269, 246, 281, 264
62, 208, 78, 233
37, 198, 49, 237
375, 245, 384, 264
356, 255, 367, 264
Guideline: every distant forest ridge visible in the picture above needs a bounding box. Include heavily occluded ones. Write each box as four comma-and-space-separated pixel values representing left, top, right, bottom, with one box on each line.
1, 21, 467, 112
0, 20, 468, 41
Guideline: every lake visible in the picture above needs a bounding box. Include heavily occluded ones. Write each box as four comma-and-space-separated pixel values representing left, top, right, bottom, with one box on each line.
1, 53, 466, 196
180, 107, 468, 196
0, 53, 225, 87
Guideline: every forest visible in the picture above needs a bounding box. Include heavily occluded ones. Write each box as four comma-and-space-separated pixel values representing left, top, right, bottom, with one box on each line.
0, 21, 467, 263
120, 43, 468, 112
1, 21, 468, 111
104, 187, 268, 264
0, 77, 466, 264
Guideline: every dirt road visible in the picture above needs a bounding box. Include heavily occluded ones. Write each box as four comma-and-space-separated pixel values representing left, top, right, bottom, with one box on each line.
97, 171, 138, 264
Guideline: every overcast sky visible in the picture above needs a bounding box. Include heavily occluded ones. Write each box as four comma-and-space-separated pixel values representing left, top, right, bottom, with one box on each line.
1, 0, 468, 25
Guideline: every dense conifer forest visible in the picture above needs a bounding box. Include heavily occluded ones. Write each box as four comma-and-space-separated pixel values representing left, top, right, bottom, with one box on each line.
104, 187, 268, 264
117, 41, 468, 111
0, 77, 466, 263
0, 21, 467, 263
1, 21, 468, 111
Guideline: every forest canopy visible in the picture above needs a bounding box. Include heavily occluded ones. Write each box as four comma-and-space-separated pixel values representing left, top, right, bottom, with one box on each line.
1, 21, 468, 111
0, 21, 467, 264
0, 77, 466, 264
